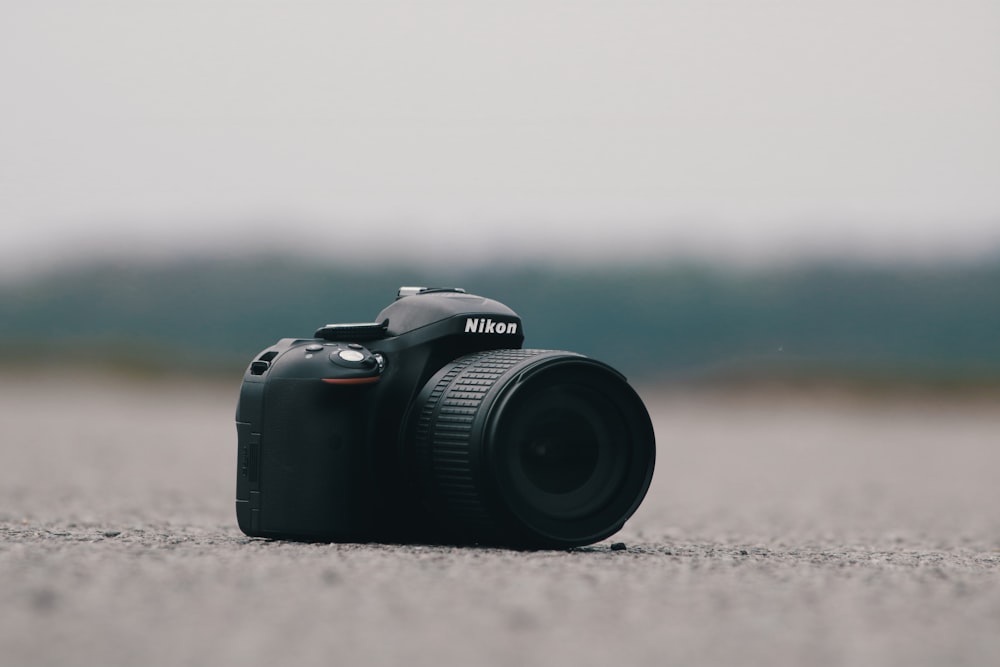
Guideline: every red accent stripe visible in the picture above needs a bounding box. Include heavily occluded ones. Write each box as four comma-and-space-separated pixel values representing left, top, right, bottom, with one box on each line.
321, 376, 381, 385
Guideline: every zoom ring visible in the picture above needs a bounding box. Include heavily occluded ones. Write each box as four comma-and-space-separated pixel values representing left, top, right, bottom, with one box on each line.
413, 349, 553, 535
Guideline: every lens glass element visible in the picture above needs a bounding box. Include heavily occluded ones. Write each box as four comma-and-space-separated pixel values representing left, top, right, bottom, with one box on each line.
495, 380, 629, 521
518, 405, 599, 494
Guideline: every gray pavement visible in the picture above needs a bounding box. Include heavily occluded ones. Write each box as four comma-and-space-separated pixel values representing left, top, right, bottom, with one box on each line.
2, 373, 999, 666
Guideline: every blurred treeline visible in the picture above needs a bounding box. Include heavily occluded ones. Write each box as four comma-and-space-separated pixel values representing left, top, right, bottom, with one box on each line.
1, 256, 997, 389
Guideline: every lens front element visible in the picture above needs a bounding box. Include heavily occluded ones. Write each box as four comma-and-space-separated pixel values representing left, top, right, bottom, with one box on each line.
516, 393, 602, 496
498, 382, 627, 522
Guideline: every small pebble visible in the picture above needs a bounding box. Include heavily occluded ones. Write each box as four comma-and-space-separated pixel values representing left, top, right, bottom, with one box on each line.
610, 542, 627, 551
103, 531, 122, 538
740, 549, 749, 556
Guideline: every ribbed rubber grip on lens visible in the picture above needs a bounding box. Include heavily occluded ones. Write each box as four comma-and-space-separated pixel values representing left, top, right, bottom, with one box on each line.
411, 349, 552, 532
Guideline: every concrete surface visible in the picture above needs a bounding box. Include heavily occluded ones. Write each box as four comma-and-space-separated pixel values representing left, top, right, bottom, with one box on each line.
1, 373, 999, 666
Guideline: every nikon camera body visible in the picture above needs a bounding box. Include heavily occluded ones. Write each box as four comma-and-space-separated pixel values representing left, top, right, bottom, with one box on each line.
235, 287, 655, 548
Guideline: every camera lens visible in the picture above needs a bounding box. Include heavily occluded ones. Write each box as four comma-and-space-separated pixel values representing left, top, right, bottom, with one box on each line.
408, 349, 655, 548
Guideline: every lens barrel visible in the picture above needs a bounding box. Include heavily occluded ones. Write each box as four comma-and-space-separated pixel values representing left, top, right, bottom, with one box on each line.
408, 349, 655, 548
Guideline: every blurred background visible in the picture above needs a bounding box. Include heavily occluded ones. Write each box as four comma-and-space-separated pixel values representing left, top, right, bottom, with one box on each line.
2, 0, 999, 388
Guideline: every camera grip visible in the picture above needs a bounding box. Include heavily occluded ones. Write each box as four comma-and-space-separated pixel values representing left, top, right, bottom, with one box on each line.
246, 378, 372, 539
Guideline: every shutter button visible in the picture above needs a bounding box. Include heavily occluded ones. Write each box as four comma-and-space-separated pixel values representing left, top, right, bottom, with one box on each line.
337, 349, 366, 363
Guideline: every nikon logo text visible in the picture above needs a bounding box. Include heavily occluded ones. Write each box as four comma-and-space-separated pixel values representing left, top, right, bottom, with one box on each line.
465, 318, 518, 335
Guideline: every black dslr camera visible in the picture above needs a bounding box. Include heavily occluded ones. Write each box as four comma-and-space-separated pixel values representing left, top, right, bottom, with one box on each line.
235, 287, 655, 548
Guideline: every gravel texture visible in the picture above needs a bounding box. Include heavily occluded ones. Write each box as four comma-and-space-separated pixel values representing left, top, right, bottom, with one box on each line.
1, 373, 999, 667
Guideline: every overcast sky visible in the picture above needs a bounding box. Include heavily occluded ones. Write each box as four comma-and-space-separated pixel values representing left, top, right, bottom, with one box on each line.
2, 1, 999, 274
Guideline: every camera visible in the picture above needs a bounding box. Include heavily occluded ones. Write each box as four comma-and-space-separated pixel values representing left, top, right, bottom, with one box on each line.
235, 287, 655, 548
